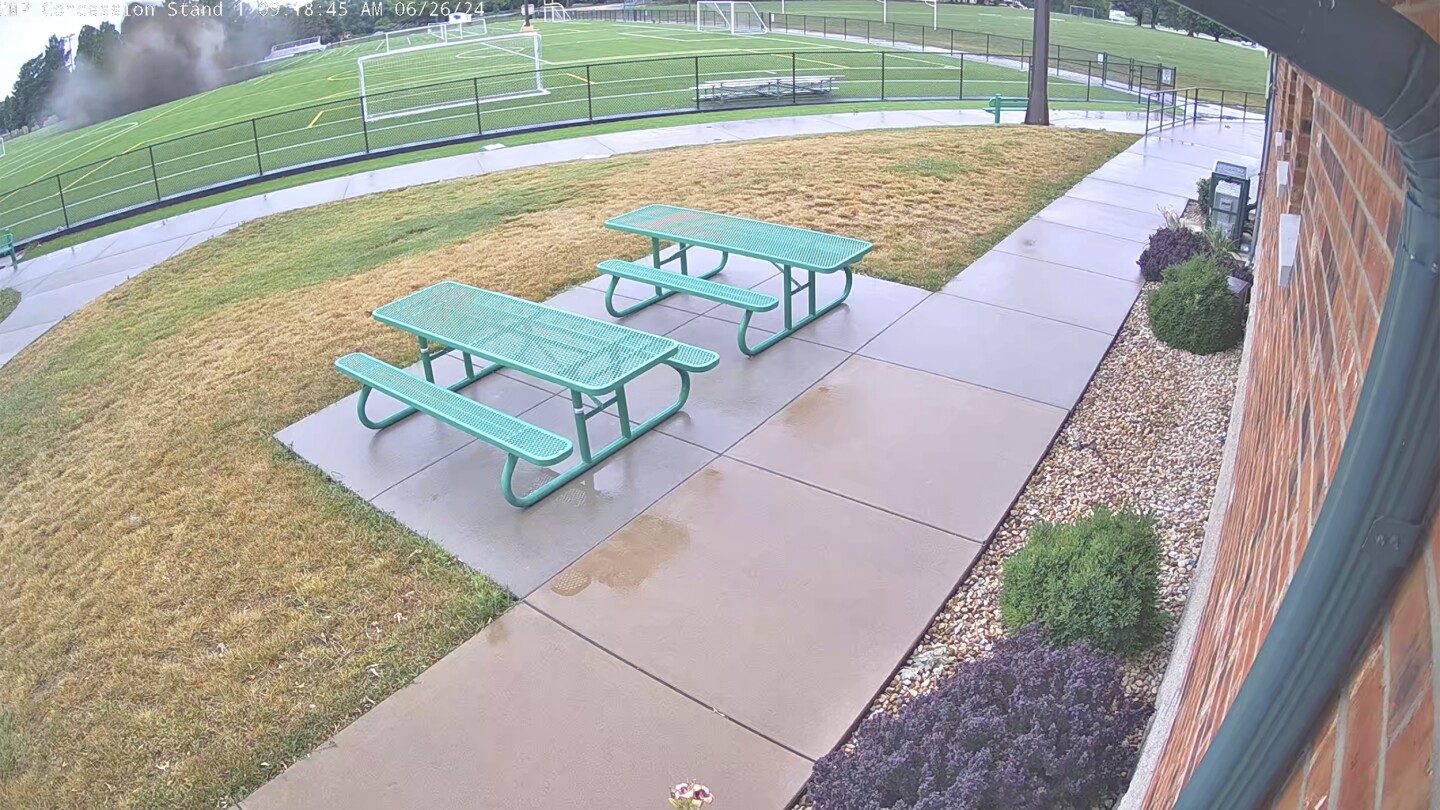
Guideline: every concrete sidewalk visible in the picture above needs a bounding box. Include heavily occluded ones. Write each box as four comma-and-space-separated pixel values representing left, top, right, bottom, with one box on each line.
0, 107, 1147, 368
239, 119, 1264, 808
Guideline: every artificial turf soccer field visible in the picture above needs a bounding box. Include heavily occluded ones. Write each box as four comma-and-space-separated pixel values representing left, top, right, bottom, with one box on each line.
0, 14, 1143, 241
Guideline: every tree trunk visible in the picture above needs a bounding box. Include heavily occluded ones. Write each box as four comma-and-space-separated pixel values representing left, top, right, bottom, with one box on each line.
1025, 0, 1051, 125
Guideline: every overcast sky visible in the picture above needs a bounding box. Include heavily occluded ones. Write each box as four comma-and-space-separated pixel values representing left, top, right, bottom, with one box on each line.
0, 8, 127, 102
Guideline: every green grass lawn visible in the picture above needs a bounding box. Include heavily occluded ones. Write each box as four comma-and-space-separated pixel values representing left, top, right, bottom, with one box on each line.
0, 16, 1137, 243
0, 288, 17, 325
750, 0, 1270, 92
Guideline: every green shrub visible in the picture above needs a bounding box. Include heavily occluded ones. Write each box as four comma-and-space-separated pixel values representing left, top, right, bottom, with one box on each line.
1196, 176, 1214, 217
1147, 256, 1243, 354
1000, 508, 1166, 658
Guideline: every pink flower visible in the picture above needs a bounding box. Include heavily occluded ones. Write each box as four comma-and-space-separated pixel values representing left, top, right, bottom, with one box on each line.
668, 781, 714, 808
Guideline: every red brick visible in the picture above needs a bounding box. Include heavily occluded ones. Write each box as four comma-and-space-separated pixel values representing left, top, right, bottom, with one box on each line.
1303, 716, 1339, 809
1379, 689, 1433, 810
1386, 562, 1434, 739
1337, 642, 1386, 810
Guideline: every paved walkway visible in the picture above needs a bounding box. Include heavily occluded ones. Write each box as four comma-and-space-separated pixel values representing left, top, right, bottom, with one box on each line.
0, 107, 1149, 368
228, 118, 1264, 808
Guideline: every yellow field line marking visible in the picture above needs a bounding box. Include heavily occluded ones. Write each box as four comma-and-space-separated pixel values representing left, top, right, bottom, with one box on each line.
566, 72, 591, 84
307, 110, 326, 128
794, 56, 849, 69
67, 155, 120, 187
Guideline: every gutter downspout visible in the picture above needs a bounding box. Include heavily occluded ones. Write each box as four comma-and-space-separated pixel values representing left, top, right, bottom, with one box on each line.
1133, 1, 1440, 808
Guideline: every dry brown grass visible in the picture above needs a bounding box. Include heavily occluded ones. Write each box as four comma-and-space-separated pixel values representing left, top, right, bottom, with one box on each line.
0, 125, 1133, 809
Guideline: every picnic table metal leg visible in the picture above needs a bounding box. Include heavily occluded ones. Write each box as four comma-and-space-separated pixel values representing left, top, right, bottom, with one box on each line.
737, 265, 853, 356
353, 339, 504, 429
500, 367, 692, 507
602, 242, 730, 318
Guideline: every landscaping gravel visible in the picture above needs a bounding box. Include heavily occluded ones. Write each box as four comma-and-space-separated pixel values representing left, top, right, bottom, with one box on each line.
879, 285, 1241, 712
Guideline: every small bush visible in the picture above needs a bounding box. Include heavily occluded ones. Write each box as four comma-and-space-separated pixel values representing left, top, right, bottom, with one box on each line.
1147, 256, 1244, 354
1196, 176, 1214, 217
1137, 224, 1210, 282
809, 627, 1147, 810
0, 288, 18, 326
1000, 507, 1166, 657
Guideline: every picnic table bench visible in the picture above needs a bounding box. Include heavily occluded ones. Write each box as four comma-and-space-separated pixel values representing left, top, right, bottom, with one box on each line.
986, 94, 1028, 123
698, 75, 838, 104
600, 204, 872, 355
336, 281, 718, 507
1, 228, 18, 269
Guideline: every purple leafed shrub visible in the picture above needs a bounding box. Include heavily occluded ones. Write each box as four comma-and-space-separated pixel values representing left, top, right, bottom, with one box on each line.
1137, 225, 1210, 282
809, 627, 1149, 810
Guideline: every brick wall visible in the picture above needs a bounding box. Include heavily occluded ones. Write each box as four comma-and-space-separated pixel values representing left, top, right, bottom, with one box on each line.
1138, 1, 1439, 806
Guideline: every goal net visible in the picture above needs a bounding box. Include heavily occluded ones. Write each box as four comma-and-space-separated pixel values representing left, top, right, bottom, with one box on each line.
1069, 6, 1096, 17
359, 32, 545, 122
542, 1, 571, 21
0, 136, 5, 159
382, 20, 490, 53
697, 1, 768, 35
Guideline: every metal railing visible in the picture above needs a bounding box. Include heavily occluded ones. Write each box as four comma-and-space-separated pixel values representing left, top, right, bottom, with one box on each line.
1143, 86, 1267, 134
1, 47, 1145, 247
573, 5, 1176, 94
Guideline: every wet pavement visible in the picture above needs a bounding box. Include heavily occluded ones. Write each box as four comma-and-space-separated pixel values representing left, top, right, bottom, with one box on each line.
241, 120, 1264, 807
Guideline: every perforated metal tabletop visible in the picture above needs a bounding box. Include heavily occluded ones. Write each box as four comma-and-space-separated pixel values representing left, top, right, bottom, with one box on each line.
604, 204, 873, 273
373, 281, 678, 394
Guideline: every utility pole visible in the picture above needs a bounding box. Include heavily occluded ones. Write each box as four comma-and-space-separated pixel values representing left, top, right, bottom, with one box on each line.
1025, 0, 1051, 125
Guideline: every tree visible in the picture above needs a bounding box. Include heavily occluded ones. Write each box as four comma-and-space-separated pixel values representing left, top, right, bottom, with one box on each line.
1026, 0, 1050, 125
6, 36, 69, 128
1174, 6, 1205, 36
76, 22, 122, 68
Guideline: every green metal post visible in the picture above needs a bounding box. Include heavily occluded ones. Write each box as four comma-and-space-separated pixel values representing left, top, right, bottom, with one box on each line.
251, 119, 263, 176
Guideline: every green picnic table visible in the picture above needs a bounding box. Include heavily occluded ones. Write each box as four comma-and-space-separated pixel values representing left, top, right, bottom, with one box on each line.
335, 281, 718, 507
599, 204, 873, 355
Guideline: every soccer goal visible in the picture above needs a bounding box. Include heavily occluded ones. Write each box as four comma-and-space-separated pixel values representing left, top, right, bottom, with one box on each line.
542, 1, 571, 21
384, 23, 454, 53
0, 136, 5, 159
1070, 5, 1096, 17
358, 31, 545, 122
697, 1, 767, 35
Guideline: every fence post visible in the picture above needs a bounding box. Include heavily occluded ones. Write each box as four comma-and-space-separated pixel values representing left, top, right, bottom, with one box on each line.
474, 78, 484, 133
694, 57, 701, 110
950, 29, 954, 55
880, 52, 886, 101
958, 52, 964, 99
586, 65, 595, 120
56, 176, 70, 229
866, 19, 871, 44
985, 33, 990, 61
791, 53, 798, 104
251, 119, 263, 177
361, 104, 371, 152
1219, 89, 1226, 120
148, 145, 162, 202
1086, 61, 1092, 102
921, 26, 925, 52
